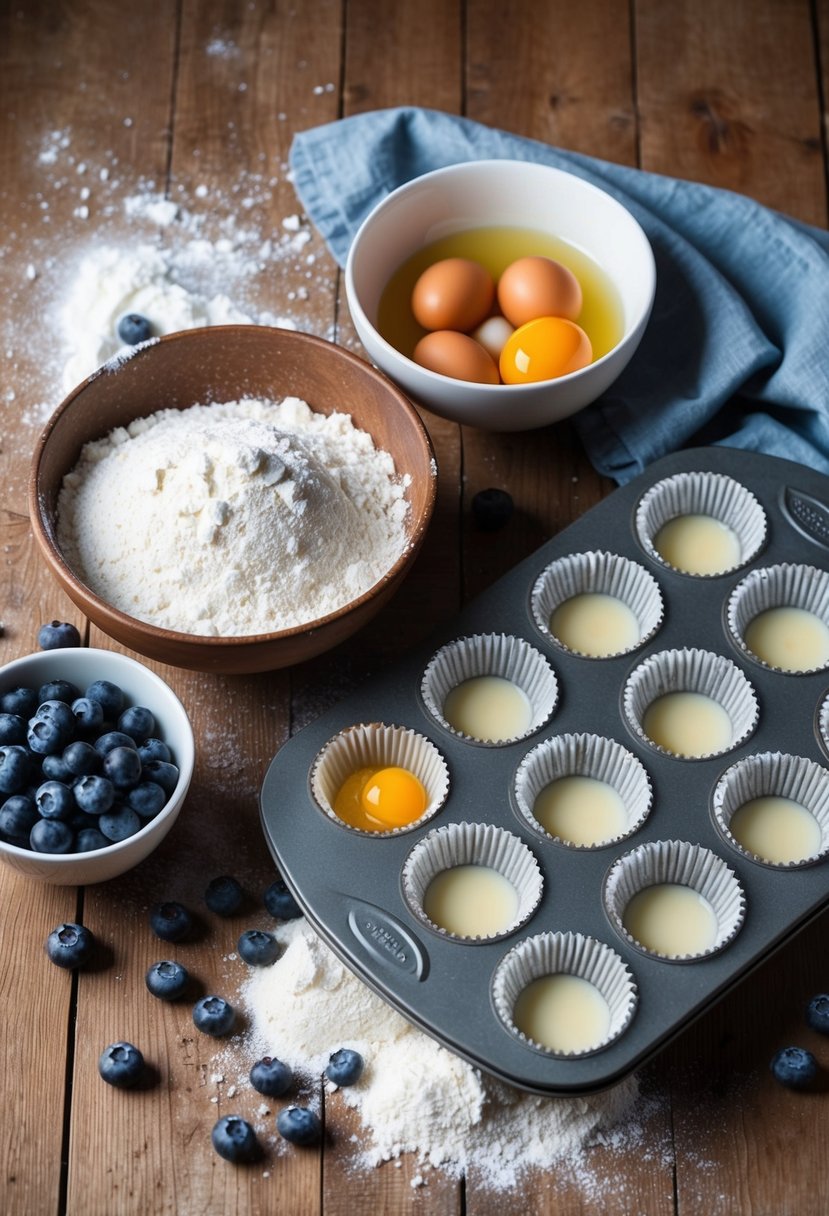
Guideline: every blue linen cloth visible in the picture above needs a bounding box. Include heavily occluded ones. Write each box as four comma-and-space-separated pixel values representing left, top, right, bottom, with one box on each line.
290, 107, 829, 485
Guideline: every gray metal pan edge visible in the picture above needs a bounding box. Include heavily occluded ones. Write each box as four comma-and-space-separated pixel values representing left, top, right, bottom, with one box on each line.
259, 446, 829, 1095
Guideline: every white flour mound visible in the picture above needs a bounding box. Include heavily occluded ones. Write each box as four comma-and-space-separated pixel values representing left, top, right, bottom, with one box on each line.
57, 396, 410, 636
242, 919, 639, 1189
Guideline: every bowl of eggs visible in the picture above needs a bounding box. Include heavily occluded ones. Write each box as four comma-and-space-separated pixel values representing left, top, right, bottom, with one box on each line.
345, 160, 656, 432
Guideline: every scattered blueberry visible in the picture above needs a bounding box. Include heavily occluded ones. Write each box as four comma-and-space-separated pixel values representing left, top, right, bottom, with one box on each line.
37, 620, 81, 650
276, 1106, 321, 1146
204, 875, 244, 917
73, 774, 115, 815
71, 697, 105, 734
325, 1048, 364, 1087
0, 794, 39, 842
62, 740, 99, 777
126, 781, 167, 819
149, 901, 193, 942
0, 744, 31, 794
237, 929, 279, 967
38, 681, 80, 707
263, 878, 302, 921
145, 959, 189, 1001
117, 312, 153, 346
45, 922, 95, 968
30, 817, 74, 853
103, 746, 142, 790
99, 804, 142, 842
35, 780, 75, 820
249, 1056, 292, 1098
137, 737, 172, 765
0, 713, 26, 746
211, 1115, 259, 1163
192, 995, 235, 1037
770, 1045, 819, 1090
806, 993, 829, 1035
471, 487, 514, 532
141, 759, 179, 795
85, 680, 126, 721
117, 705, 155, 745
0, 687, 39, 718
98, 1041, 145, 1088
75, 827, 109, 852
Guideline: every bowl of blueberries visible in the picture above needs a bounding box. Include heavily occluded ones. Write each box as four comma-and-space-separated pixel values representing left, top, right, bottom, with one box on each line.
0, 639, 194, 884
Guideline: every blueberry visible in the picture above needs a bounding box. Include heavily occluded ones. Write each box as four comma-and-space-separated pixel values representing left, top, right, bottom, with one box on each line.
471, 487, 514, 532
27, 716, 69, 756
76, 827, 109, 852
0, 794, 39, 842
45, 922, 95, 968
30, 817, 74, 853
99, 804, 141, 842
62, 741, 99, 777
94, 730, 136, 757
37, 620, 81, 650
141, 759, 179, 795
192, 995, 235, 1037
806, 993, 829, 1034
0, 713, 26, 746
117, 705, 155, 745
0, 687, 38, 718
0, 744, 32, 794
117, 313, 153, 345
103, 745, 142, 789
325, 1048, 364, 1087
237, 929, 279, 967
85, 680, 125, 721
249, 1056, 292, 1097
41, 752, 74, 783
145, 959, 189, 1001
98, 1041, 144, 1088
204, 875, 244, 916
38, 679, 80, 705
211, 1114, 259, 1163
73, 774, 115, 815
35, 780, 75, 820
276, 1106, 321, 1146
771, 1045, 819, 1090
71, 696, 105, 734
137, 737, 172, 765
263, 878, 302, 921
149, 901, 193, 942
126, 781, 167, 819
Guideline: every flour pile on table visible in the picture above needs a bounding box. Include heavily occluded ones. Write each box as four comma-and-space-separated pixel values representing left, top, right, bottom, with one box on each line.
241, 918, 644, 1191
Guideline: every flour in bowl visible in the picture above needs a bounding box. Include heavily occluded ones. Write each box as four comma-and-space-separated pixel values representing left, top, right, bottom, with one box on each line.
57, 396, 411, 636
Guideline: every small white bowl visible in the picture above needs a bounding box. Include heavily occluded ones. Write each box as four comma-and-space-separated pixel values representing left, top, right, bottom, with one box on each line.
0, 648, 194, 884
345, 160, 655, 431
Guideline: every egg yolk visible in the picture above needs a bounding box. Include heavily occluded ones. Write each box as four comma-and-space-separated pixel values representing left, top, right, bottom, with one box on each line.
361, 766, 428, 828
499, 316, 592, 384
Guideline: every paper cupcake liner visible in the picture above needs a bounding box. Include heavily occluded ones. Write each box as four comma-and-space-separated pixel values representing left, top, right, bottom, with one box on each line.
530, 550, 664, 658
491, 931, 638, 1058
603, 839, 746, 962
712, 751, 829, 869
635, 471, 766, 577
401, 821, 543, 943
726, 563, 829, 674
622, 647, 759, 759
420, 633, 558, 746
513, 732, 653, 849
310, 722, 450, 836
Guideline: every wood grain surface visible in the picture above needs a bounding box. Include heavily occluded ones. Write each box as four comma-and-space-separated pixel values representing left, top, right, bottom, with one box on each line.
1, 2, 828, 1214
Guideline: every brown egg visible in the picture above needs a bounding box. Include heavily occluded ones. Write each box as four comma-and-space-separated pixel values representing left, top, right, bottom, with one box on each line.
412, 330, 500, 384
497, 256, 583, 328
411, 257, 496, 332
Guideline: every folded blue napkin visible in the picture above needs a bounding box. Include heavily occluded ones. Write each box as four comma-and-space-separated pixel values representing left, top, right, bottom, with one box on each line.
290, 106, 829, 484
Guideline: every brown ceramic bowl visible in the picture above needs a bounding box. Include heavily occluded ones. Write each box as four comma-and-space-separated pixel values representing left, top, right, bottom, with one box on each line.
29, 326, 437, 674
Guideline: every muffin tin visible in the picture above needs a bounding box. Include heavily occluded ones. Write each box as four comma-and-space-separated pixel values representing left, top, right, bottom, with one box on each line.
260, 447, 829, 1095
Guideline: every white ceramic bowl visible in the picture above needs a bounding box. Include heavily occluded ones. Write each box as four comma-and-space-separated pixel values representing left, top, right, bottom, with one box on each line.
0, 648, 194, 884
345, 160, 656, 432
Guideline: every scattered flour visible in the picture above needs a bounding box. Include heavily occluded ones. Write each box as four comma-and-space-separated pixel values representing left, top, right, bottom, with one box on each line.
241, 918, 641, 1190
57, 397, 410, 636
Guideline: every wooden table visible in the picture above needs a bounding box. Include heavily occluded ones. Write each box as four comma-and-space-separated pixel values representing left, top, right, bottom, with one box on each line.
2, 2, 828, 1213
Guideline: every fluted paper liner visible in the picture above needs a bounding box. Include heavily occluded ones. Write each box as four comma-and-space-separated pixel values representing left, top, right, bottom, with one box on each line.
420, 633, 558, 746
514, 731, 653, 849
604, 839, 746, 962
530, 550, 664, 658
401, 821, 543, 942
635, 471, 766, 576
491, 931, 638, 1058
622, 646, 759, 758
712, 751, 829, 869
310, 722, 450, 836
726, 563, 829, 673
